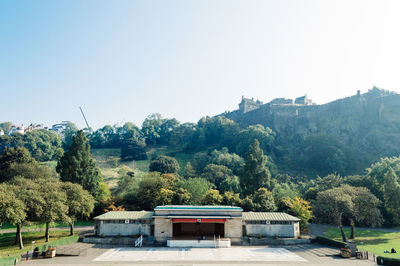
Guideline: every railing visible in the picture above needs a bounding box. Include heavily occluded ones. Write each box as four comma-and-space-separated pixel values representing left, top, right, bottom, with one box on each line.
135, 235, 143, 247
213, 235, 221, 248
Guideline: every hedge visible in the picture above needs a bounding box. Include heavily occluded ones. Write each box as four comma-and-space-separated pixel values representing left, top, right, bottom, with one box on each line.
0, 235, 79, 266
36, 235, 79, 252
377, 256, 400, 265
314, 236, 347, 248
0, 255, 21, 266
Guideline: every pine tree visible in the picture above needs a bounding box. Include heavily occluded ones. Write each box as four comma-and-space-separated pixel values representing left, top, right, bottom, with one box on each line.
56, 131, 101, 197
183, 162, 196, 178
240, 139, 271, 196
384, 167, 400, 224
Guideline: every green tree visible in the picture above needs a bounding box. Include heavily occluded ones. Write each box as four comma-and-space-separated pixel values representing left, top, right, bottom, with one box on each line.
173, 187, 191, 205
314, 187, 353, 242
383, 167, 400, 224
0, 122, 13, 134
240, 139, 271, 195
235, 124, 275, 156
141, 113, 164, 144
0, 183, 26, 248
209, 148, 244, 175
61, 122, 79, 149
0, 147, 55, 183
135, 173, 178, 210
149, 155, 180, 174
61, 182, 95, 235
23, 129, 62, 161
302, 135, 347, 176
183, 162, 196, 178
201, 164, 234, 189
179, 178, 213, 205
252, 188, 276, 212
219, 175, 242, 194
0, 147, 34, 172
56, 130, 102, 197
241, 196, 255, 211
9, 178, 46, 249
202, 189, 222, 205
285, 197, 313, 231
222, 191, 241, 206
121, 138, 147, 160
39, 180, 70, 242
314, 185, 382, 241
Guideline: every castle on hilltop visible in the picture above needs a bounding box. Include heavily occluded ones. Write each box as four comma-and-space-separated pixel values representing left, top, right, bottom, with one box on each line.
238, 94, 315, 114
237, 87, 396, 114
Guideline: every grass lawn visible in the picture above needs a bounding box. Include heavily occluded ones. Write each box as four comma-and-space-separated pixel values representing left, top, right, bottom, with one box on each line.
325, 228, 400, 259
95, 146, 196, 187
0, 230, 71, 257
0, 221, 93, 232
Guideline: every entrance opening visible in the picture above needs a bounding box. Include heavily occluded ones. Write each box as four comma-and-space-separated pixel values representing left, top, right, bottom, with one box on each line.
173, 223, 224, 239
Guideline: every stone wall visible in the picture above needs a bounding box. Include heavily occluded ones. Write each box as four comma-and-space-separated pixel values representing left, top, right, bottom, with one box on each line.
154, 218, 172, 243
224, 219, 243, 243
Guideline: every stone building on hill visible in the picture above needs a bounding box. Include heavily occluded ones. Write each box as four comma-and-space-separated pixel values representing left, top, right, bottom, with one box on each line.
239, 96, 263, 113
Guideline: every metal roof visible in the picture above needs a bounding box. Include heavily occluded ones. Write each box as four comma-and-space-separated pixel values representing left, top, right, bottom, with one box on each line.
242, 212, 300, 222
155, 205, 242, 210
93, 211, 154, 220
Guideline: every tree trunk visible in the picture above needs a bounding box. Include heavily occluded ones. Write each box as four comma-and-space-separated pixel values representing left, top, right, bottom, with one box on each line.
45, 222, 50, 242
350, 219, 355, 239
339, 224, 347, 242
17, 223, 24, 249
70, 220, 74, 236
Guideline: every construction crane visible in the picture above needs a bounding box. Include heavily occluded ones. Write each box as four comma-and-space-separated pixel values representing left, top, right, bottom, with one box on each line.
79, 106, 91, 132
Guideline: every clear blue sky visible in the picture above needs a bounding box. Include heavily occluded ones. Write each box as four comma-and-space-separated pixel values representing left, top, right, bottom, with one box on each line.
1, 0, 400, 129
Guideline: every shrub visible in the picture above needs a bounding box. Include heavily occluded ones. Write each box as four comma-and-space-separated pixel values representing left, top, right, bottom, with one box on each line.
314, 236, 346, 248
377, 256, 400, 266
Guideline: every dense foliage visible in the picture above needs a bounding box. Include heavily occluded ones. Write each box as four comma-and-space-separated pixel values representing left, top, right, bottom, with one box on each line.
2, 106, 400, 247
0, 129, 62, 161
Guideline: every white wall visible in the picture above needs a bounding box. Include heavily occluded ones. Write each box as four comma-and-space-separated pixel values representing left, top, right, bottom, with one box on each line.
245, 223, 298, 238
98, 222, 151, 236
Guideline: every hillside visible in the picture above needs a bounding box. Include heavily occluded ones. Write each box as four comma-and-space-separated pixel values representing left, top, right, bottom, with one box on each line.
222, 87, 400, 176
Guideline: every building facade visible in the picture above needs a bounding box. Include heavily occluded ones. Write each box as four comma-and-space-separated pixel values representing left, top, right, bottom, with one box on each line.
93, 206, 300, 246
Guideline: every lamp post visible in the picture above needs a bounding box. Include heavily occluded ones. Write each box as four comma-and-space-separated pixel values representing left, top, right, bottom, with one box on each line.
31, 241, 35, 253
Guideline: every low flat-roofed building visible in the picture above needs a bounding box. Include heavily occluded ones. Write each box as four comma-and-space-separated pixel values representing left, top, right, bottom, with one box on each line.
93, 211, 153, 236
243, 212, 300, 238
93, 206, 301, 247
154, 205, 243, 244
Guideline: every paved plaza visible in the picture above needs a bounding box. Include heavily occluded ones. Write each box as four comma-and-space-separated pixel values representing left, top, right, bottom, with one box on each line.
21, 243, 376, 265
94, 247, 307, 262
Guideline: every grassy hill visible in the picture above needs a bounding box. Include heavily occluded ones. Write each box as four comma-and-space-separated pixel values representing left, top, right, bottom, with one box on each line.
91, 147, 193, 188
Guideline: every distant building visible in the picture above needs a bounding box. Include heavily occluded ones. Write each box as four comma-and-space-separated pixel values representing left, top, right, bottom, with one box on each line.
8, 124, 25, 135
0, 130, 4, 136
50, 121, 71, 134
8, 123, 44, 135
294, 95, 315, 105
24, 123, 44, 133
239, 96, 263, 113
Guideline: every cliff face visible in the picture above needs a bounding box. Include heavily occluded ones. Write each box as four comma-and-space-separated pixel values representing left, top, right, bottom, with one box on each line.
222, 88, 400, 175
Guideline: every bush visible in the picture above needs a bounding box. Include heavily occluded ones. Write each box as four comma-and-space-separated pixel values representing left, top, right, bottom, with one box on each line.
314, 236, 346, 248
37, 235, 79, 252
377, 256, 400, 266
